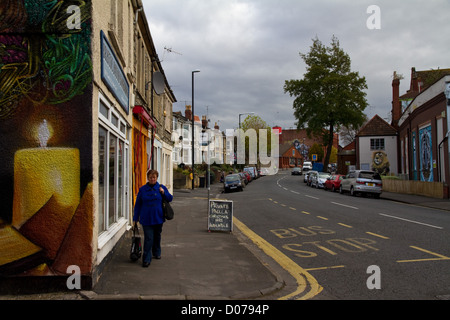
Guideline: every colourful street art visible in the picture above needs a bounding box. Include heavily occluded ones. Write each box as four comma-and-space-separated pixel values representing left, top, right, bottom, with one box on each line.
371, 151, 390, 175
419, 125, 433, 182
0, 0, 94, 278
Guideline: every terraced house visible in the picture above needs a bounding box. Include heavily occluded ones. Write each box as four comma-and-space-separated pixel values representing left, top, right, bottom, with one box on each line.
0, 0, 176, 291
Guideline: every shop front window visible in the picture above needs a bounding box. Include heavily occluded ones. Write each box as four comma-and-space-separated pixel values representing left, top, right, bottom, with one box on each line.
98, 126, 107, 233
98, 95, 129, 236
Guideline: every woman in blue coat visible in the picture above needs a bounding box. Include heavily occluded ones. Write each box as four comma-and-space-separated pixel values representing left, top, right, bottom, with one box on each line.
133, 170, 173, 267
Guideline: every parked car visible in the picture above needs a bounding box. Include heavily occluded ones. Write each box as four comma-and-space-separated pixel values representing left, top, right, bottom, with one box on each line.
307, 170, 318, 186
224, 174, 244, 192
238, 172, 248, 186
242, 171, 252, 183
291, 167, 302, 175
324, 174, 345, 192
303, 161, 312, 170
259, 167, 270, 176
244, 166, 258, 179
312, 172, 330, 188
304, 171, 311, 183
339, 170, 382, 198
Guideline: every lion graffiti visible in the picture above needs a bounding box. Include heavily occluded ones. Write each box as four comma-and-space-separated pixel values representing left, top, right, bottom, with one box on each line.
372, 151, 390, 175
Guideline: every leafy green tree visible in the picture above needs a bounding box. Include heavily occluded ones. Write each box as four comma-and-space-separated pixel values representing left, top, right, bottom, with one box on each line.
309, 143, 324, 162
284, 36, 368, 169
240, 115, 272, 168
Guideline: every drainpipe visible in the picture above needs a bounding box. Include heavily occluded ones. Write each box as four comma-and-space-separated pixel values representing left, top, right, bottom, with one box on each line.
134, 8, 143, 25
444, 81, 450, 188
438, 134, 448, 182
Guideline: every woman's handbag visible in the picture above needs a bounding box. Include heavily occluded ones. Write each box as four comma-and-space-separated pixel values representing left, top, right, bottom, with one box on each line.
161, 193, 174, 220
130, 225, 142, 261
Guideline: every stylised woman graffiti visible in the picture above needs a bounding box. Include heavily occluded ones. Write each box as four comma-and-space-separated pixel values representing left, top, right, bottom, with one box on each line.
419, 125, 433, 182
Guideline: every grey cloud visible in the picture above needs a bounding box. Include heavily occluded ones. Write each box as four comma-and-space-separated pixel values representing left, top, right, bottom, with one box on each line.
144, 0, 450, 135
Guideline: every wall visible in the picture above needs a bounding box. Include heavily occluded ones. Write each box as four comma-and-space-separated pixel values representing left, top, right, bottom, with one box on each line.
382, 179, 446, 199
398, 93, 448, 183
0, 1, 94, 280
358, 135, 398, 175
91, 0, 135, 273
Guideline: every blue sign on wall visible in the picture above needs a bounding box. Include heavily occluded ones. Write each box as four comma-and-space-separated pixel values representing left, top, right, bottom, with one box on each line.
101, 31, 129, 114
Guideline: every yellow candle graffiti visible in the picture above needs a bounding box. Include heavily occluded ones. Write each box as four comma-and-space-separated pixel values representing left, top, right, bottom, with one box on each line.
12, 119, 80, 229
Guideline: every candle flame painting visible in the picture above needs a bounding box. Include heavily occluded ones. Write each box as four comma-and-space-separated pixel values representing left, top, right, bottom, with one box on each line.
38, 120, 51, 148
0, 0, 94, 283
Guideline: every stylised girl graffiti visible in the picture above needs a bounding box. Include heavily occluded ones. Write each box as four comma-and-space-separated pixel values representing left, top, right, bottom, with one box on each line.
419, 125, 433, 182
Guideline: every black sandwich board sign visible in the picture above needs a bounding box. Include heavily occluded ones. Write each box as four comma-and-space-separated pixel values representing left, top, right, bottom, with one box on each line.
208, 200, 233, 232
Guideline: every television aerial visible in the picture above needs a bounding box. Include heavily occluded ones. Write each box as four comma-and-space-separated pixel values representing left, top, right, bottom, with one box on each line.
162, 47, 182, 61
164, 47, 182, 55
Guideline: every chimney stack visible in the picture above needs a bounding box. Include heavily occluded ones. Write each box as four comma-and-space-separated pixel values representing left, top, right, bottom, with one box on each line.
410, 67, 420, 93
185, 105, 192, 120
391, 71, 401, 128
202, 115, 208, 129
214, 122, 219, 130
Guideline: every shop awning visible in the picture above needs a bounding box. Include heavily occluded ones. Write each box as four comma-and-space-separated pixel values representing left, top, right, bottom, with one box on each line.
133, 105, 156, 128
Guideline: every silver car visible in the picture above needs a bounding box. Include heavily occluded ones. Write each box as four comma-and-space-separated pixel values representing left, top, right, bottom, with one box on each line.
339, 170, 382, 198
306, 171, 318, 187
313, 172, 331, 189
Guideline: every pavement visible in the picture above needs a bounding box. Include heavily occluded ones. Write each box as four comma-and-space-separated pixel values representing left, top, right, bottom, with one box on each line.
1, 181, 450, 301
381, 190, 450, 211
0, 182, 283, 301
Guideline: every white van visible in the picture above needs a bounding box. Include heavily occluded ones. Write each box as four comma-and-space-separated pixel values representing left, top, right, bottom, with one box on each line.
302, 161, 312, 171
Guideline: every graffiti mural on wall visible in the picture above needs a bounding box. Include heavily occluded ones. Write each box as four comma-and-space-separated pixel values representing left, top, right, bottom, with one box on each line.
0, 0, 94, 277
0, 0, 92, 118
293, 139, 309, 160
419, 125, 433, 182
371, 151, 390, 175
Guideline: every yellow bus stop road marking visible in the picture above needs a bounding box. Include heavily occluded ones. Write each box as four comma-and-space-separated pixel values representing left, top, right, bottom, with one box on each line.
233, 217, 323, 300
397, 246, 450, 263
366, 232, 390, 239
305, 265, 345, 272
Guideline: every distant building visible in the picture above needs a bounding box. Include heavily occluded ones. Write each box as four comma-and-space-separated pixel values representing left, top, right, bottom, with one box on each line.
355, 115, 398, 175
172, 106, 202, 167
276, 128, 339, 169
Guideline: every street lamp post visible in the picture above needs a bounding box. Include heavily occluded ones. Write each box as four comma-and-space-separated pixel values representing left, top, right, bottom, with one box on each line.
192, 70, 200, 190
239, 112, 255, 130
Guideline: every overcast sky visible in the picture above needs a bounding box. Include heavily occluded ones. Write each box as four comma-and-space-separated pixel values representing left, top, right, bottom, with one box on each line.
142, 0, 450, 137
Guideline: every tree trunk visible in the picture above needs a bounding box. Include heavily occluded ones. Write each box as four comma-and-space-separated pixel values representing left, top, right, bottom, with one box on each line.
323, 123, 334, 171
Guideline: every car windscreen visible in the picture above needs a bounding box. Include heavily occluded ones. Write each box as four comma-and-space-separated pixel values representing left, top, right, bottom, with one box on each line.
359, 171, 381, 180
225, 175, 239, 181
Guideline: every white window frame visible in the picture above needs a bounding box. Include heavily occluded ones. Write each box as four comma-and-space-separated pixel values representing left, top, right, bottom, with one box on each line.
370, 138, 385, 150
98, 94, 130, 249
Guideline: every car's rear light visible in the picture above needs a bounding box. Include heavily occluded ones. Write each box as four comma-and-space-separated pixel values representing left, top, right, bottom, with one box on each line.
356, 180, 365, 184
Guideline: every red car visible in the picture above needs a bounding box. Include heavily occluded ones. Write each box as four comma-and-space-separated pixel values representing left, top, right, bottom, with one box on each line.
242, 171, 252, 183
324, 174, 345, 192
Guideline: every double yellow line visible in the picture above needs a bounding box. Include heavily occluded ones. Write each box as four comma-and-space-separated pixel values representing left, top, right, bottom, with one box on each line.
233, 217, 323, 300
